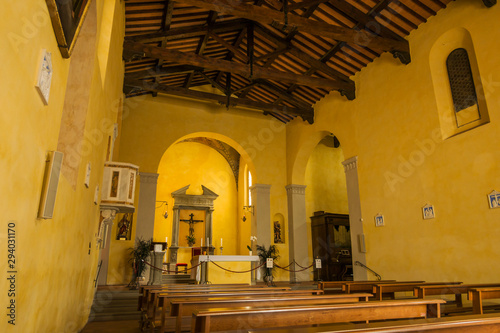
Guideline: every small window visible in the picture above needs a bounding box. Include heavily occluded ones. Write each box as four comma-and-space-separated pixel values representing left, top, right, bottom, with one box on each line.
446, 48, 480, 128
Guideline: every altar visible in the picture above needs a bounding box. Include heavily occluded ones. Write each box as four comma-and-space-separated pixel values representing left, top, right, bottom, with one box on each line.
191, 255, 260, 284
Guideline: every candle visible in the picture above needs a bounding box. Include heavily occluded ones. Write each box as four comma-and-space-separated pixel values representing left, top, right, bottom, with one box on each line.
207, 237, 209, 247
220, 238, 223, 247
201, 238, 203, 247
165, 237, 168, 244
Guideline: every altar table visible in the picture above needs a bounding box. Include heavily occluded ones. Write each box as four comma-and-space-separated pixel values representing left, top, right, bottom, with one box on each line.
190, 255, 260, 284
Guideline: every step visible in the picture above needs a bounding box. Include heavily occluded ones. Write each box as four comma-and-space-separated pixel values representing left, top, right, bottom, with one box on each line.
89, 311, 141, 322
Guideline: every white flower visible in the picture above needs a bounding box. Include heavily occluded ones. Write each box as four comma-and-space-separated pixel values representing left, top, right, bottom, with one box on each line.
250, 236, 257, 241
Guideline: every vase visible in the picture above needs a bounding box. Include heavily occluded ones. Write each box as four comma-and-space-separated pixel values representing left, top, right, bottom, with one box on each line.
249, 251, 252, 256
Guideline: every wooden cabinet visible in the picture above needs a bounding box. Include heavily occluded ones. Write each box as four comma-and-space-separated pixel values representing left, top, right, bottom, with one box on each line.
310, 211, 353, 281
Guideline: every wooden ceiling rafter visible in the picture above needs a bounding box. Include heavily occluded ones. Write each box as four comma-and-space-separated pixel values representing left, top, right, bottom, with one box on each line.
123, 0, 455, 123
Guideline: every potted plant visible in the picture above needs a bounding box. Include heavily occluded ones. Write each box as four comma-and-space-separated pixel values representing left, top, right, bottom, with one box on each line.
128, 237, 152, 289
186, 234, 195, 247
256, 244, 280, 286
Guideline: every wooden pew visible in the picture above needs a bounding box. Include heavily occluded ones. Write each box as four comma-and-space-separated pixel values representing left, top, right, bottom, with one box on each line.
373, 282, 463, 301
141, 286, 294, 330
318, 280, 395, 294
343, 281, 425, 294
469, 287, 500, 314
246, 312, 500, 333
415, 283, 500, 311
169, 293, 372, 333
190, 299, 445, 332
148, 289, 323, 332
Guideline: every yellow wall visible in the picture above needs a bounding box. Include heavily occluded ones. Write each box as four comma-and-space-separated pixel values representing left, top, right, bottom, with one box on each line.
287, 1, 500, 282
1, 1, 125, 331
156, 141, 238, 267
119, 94, 291, 279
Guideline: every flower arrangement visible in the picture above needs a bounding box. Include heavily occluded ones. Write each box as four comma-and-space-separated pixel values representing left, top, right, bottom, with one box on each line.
247, 236, 257, 252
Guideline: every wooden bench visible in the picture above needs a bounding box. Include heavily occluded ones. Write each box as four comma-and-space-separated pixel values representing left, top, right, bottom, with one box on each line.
415, 283, 500, 311
190, 299, 445, 332
469, 287, 500, 314
147, 289, 323, 331
245, 312, 500, 333
140, 287, 291, 327
372, 282, 463, 301
318, 280, 396, 294
168, 293, 372, 333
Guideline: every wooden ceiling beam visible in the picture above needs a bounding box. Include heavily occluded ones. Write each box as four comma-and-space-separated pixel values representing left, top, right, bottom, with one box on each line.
123, 41, 348, 90
176, 0, 409, 53
126, 19, 249, 43
209, 31, 248, 62
124, 78, 313, 119
256, 80, 313, 110
126, 65, 204, 79
288, 0, 329, 11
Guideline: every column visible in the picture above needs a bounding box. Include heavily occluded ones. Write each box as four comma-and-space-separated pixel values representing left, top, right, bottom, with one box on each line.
250, 184, 272, 248
342, 156, 368, 281
148, 251, 165, 285
169, 206, 180, 268
97, 208, 118, 286
286, 184, 308, 282
205, 208, 215, 254
136, 172, 159, 241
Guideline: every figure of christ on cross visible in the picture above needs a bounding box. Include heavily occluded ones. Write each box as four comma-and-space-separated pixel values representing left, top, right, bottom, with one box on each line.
180, 213, 204, 242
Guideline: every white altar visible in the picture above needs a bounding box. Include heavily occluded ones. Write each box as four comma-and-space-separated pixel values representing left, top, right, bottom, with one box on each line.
191, 255, 260, 284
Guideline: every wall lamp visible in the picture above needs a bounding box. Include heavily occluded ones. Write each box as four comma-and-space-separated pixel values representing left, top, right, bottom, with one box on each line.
243, 205, 254, 215
156, 201, 169, 219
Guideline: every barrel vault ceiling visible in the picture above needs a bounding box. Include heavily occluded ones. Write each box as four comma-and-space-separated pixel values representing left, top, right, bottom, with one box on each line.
122, 0, 494, 124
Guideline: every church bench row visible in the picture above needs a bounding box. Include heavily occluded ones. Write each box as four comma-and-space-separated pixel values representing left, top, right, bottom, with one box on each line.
414, 283, 500, 314
190, 299, 445, 333
143, 289, 324, 331
245, 312, 500, 333
469, 287, 500, 314
138, 283, 271, 311
372, 282, 463, 301
166, 293, 372, 333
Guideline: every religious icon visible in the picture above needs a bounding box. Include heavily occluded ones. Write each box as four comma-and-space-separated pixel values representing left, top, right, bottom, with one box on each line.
488, 190, 500, 209
273, 221, 284, 244
116, 213, 133, 240
375, 214, 384, 227
180, 213, 204, 247
422, 204, 435, 220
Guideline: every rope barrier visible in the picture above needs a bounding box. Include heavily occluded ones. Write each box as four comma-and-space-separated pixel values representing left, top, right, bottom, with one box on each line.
142, 259, 317, 275
210, 260, 266, 273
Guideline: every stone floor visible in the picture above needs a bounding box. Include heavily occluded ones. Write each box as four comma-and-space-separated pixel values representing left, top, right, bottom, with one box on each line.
80, 319, 142, 332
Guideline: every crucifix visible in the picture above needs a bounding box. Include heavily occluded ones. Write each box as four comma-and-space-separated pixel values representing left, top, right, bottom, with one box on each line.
180, 213, 204, 240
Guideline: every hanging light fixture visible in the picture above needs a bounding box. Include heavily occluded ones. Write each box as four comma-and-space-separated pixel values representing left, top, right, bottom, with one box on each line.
156, 201, 169, 219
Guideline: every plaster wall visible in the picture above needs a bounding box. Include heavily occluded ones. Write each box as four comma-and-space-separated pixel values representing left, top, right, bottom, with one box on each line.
287, 1, 500, 282
0, 1, 125, 331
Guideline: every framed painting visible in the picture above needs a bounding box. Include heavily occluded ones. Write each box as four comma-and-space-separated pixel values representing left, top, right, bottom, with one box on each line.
45, 0, 92, 58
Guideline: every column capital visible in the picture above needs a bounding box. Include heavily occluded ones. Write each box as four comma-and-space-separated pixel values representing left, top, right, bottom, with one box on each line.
342, 156, 358, 172
285, 184, 306, 195
250, 184, 272, 194
139, 172, 159, 184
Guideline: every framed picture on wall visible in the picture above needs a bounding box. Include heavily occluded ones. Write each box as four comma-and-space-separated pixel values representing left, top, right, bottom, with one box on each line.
422, 204, 435, 220
45, 0, 92, 58
488, 190, 500, 209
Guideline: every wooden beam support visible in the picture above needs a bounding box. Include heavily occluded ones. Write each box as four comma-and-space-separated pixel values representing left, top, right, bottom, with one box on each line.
123, 41, 348, 90
288, 0, 329, 11
176, 0, 409, 53
126, 65, 204, 79
209, 31, 248, 62
482, 0, 497, 7
124, 79, 313, 119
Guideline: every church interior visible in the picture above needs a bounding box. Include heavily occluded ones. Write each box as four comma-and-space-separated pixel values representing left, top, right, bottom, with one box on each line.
2, 0, 500, 332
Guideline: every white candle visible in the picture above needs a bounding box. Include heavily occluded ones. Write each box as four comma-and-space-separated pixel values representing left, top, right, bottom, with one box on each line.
220, 238, 223, 247
207, 237, 209, 246
165, 237, 168, 244
201, 238, 203, 247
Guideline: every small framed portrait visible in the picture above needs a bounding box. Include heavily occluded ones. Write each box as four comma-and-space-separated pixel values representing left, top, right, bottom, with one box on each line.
374, 214, 385, 227
488, 190, 500, 209
422, 204, 435, 220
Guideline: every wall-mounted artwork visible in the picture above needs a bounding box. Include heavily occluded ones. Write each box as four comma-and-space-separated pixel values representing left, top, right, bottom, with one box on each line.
488, 190, 500, 209
422, 204, 435, 220
375, 214, 385, 227
273, 213, 285, 244
45, 0, 92, 58
116, 213, 133, 240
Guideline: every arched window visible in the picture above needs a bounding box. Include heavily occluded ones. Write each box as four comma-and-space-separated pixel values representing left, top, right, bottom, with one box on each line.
446, 48, 480, 128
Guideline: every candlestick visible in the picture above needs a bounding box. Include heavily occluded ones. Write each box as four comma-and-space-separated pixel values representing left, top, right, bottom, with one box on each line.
219, 246, 223, 255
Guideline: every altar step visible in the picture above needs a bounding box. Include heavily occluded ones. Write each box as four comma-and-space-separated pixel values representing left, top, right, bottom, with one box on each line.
89, 288, 141, 322
162, 273, 196, 284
